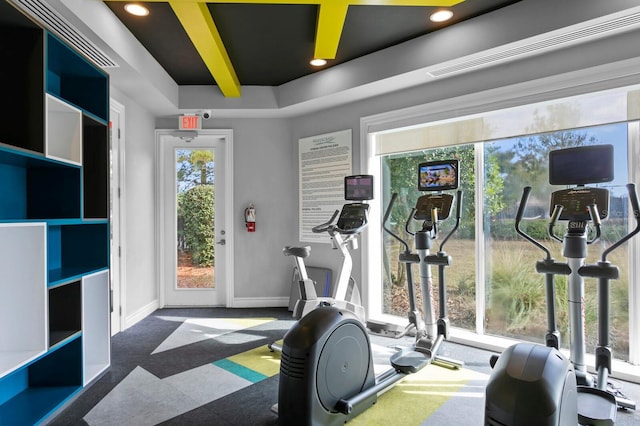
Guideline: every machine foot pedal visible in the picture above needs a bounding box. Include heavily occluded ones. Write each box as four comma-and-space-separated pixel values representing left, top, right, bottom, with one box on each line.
577, 386, 616, 426
390, 349, 430, 374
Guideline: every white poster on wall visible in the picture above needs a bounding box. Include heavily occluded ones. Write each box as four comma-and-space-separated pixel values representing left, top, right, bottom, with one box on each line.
299, 129, 352, 243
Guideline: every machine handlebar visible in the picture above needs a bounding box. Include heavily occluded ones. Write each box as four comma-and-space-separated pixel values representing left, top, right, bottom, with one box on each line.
601, 183, 640, 261
515, 186, 552, 260
382, 193, 411, 254
515, 186, 532, 225
312, 210, 340, 234
439, 190, 463, 252
312, 205, 370, 236
629, 182, 640, 220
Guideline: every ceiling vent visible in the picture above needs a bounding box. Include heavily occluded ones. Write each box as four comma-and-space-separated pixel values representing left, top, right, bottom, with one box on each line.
9, 0, 118, 69
427, 9, 640, 78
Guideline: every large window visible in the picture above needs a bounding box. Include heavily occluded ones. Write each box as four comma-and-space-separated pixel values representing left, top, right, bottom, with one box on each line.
369, 86, 639, 365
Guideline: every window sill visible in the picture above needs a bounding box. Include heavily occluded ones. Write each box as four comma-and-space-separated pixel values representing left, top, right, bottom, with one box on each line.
450, 327, 640, 384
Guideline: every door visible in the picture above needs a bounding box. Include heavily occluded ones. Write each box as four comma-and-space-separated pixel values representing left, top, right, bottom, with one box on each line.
109, 100, 124, 335
159, 131, 227, 306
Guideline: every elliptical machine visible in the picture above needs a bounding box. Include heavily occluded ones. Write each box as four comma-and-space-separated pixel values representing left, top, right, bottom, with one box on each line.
485, 145, 640, 426
368, 160, 464, 368
277, 161, 463, 425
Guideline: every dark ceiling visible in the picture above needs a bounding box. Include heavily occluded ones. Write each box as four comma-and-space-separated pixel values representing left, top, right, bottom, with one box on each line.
104, 0, 520, 89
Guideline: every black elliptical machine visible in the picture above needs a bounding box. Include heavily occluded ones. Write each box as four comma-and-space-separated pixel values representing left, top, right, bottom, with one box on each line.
277, 160, 463, 425
485, 145, 640, 426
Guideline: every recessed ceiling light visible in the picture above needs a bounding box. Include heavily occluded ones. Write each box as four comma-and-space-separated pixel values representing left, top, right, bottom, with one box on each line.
430, 9, 453, 23
124, 3, 150, 17
310, 58, 327, 67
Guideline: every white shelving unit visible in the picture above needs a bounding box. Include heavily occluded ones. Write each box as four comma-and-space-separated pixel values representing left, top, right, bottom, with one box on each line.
0, 3, 110, 422
82, 270, 110, 386
46, 94, 82, 165
0, 223, 47, 378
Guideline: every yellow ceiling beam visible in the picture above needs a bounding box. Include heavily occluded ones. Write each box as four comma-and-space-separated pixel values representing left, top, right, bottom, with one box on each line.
107, 0, 464, 96
169, 1, 241, 97
315, 2, 349, 59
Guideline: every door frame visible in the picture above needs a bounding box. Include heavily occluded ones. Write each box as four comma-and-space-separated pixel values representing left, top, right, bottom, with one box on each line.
110, 98, 126, 335
155, 129, 235, 308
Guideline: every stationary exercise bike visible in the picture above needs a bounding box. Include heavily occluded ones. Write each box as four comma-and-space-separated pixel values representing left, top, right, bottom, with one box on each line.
485, 145, 640, 426
277, 161, 463, 425
285, 175, 374, 323
286, 201, 369, 323
269, 177, 371, 353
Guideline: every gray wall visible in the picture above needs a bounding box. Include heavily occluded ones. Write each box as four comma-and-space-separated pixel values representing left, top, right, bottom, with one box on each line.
107, 1, 640, 325
154, 116, 298, 306
111, 86, 159, 324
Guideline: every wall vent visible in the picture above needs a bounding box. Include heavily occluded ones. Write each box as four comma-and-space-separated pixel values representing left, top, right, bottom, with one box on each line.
9, 0, 119, 69
427, 9, 640, 78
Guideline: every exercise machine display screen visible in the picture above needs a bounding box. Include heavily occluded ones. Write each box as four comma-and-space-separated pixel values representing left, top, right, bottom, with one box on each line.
549, 145, 614, 186
418, 160, 459, 192
344, 175, 374, 201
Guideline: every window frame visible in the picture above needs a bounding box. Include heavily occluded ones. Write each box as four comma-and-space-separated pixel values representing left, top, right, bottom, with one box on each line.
360, 84, 640, 383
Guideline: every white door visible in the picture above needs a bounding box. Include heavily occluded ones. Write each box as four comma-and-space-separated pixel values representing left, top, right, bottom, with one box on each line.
109, 100, 124, 335
158, 131, 228, 306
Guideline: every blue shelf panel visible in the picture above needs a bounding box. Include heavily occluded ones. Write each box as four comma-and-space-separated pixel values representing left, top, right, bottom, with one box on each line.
0, 145, 81, 221
49, 267, 110, 288
47, 223, 109, 286
0, 337, 82, 425
46, 33, 109, 122
0, 385, 81, 425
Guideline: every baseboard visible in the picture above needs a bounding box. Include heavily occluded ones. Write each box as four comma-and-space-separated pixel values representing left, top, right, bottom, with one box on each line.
231, 296, 289, 308
123, 299, 159, 330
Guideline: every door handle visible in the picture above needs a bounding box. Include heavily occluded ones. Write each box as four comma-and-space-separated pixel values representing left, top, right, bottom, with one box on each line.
216, 239, 226, 245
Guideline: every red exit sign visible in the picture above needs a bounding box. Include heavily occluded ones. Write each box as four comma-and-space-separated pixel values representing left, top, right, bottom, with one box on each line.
179, 114, 201, 130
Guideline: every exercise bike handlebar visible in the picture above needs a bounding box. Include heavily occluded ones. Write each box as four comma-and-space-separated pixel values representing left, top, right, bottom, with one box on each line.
515, 186, 553, 260
312, 208, 369, 236
312, 210, 340, 234
600, 183, 640, 262
383, 193, 411, 253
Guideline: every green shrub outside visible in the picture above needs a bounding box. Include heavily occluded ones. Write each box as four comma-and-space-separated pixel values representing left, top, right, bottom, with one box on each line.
179, 185, 215, 266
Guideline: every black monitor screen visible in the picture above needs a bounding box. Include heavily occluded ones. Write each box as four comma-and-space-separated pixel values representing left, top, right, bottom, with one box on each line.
549, 145, 614, 185
344, 175, 374, 201
418, 160, 459, 191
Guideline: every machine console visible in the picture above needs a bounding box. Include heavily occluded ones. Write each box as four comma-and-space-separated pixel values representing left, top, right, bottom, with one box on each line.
336, 203, 370, 232
550, 187, 609, 221
413, 193, 454, 221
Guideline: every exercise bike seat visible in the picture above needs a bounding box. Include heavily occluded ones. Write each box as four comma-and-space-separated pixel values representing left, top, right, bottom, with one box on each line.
390, 348, 431, 374
283, 246, 311, 258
